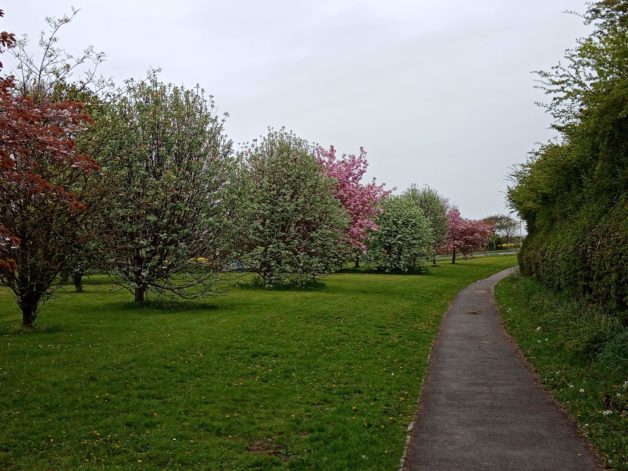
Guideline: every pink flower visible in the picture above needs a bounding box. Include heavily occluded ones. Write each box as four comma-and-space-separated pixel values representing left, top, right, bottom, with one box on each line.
316, 145, 389, 251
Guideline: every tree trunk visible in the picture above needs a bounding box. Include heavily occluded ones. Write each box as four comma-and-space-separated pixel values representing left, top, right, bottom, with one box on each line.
432, 254, 437, 266
20, 294, 39, 328
354, 255, 360, 269
452, 250, 456, 264
60, 271, 70, 285
134, 285, 146, 303
73, 272, 83, 293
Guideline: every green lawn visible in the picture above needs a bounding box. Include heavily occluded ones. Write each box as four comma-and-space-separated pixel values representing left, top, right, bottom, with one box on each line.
0, 256, 515, 470
496, 273, 627, 470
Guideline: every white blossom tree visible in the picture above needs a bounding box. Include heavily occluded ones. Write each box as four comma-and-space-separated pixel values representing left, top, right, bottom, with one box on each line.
88, 74, 238, 302
367, 195, 433, 272
240, 129, 347, 287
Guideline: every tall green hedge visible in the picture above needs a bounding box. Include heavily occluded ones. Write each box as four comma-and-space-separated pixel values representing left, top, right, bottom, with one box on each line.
510, 2, 627, 316
518, 198, 627, 313
513, 81, 627, 314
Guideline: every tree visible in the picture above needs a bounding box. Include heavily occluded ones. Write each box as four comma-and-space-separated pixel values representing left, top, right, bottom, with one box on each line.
7, 10, 112, 294
482, 214, 518, 249
88, 74, 237, 302
0, 11, 100, 326
403, 185, 449, 265
316, 145, 389, 267
534, 0, 627, 131
367, 195, 433, 272
508, 1, 627, 311
442, 208, 493, 264
241, 129, 347, 287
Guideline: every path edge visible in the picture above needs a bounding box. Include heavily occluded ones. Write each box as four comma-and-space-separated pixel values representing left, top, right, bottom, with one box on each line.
492, 271, 605, 470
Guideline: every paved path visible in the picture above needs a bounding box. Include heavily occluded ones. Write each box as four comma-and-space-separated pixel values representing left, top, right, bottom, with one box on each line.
403, 268, 600, 471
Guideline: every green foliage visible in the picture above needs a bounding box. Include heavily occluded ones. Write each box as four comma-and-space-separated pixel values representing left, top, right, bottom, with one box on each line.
0, 256, 517, 470
367, 195, 433, 272
516, 200, 628, 313
508, 1, 628, 313
87, 73, 238, 301
240, 129, 348, 288
402, 185, 449, 253
534, 0, 628, 131
482, 214, 519, 250
496, 274, 627, 469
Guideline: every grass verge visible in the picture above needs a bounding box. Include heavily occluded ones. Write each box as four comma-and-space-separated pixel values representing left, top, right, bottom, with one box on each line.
0, 256, 515, 470
496, 273, 627, 470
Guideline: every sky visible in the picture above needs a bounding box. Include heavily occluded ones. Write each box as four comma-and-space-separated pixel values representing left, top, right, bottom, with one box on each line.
3, 0, 590, 219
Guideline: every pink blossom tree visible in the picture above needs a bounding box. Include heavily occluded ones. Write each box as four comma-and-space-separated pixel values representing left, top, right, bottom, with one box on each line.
441, 208, 493, 264
316, 145, 389, 266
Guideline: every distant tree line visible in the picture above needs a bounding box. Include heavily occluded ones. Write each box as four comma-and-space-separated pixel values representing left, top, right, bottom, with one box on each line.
0, 9, 496, 326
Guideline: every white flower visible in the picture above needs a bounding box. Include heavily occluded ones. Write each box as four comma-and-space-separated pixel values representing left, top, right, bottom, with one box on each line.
535, 326, 542, 332
569, 384, 574, 388
579, 389, 584, 393
602, 410, 612, 416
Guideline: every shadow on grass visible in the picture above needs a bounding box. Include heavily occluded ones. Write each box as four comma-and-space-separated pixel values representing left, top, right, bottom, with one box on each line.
116, 299, 220, 313
336, 267, 430, 275
0, 323, 64, 335
235, 279, 327, 291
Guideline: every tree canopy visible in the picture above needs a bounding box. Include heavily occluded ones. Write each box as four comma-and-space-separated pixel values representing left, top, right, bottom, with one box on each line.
441, 208, 493, 264
317, 145, 388, 253
240, 129, 348, 287
367, 195, 433, 272
0, 9, 102, 326
508, 0, 627, 312
402, 185, 449, 262
88, 74, 237, 302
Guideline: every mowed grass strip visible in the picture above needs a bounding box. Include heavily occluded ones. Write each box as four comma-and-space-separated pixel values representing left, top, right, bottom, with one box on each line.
0, 256, 515, 470
496, 274, 627, 470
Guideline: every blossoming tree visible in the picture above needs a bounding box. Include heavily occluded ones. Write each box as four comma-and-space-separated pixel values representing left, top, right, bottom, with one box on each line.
442, 208, 493, 263
316, 145, 388, 266
89, 74, 237, 302
367, 195, 433, 272
241, 130, 347, 287
402, 185, 449, 265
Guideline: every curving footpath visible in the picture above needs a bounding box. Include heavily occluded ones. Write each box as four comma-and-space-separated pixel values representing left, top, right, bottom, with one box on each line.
403, 268, 600, 471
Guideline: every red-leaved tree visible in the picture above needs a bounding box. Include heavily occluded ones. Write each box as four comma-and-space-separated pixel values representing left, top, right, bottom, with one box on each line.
0, 9, 16, 274
441, 208, 493, 264
316, 145, 389, 264
0, 9, 100, 326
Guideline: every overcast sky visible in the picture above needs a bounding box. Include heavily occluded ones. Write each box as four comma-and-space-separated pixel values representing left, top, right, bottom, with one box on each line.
4, 1, 590, 219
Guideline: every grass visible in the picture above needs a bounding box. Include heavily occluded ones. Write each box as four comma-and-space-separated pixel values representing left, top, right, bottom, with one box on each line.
0, 256, 515, 470
496, 273, 627, 470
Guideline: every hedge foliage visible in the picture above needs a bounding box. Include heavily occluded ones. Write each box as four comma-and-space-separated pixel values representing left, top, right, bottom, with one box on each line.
518, 197, 627, 313
509, 1, 627, 315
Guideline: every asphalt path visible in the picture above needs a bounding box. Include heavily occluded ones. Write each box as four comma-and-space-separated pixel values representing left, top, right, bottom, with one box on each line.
403, 268, 600, 471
